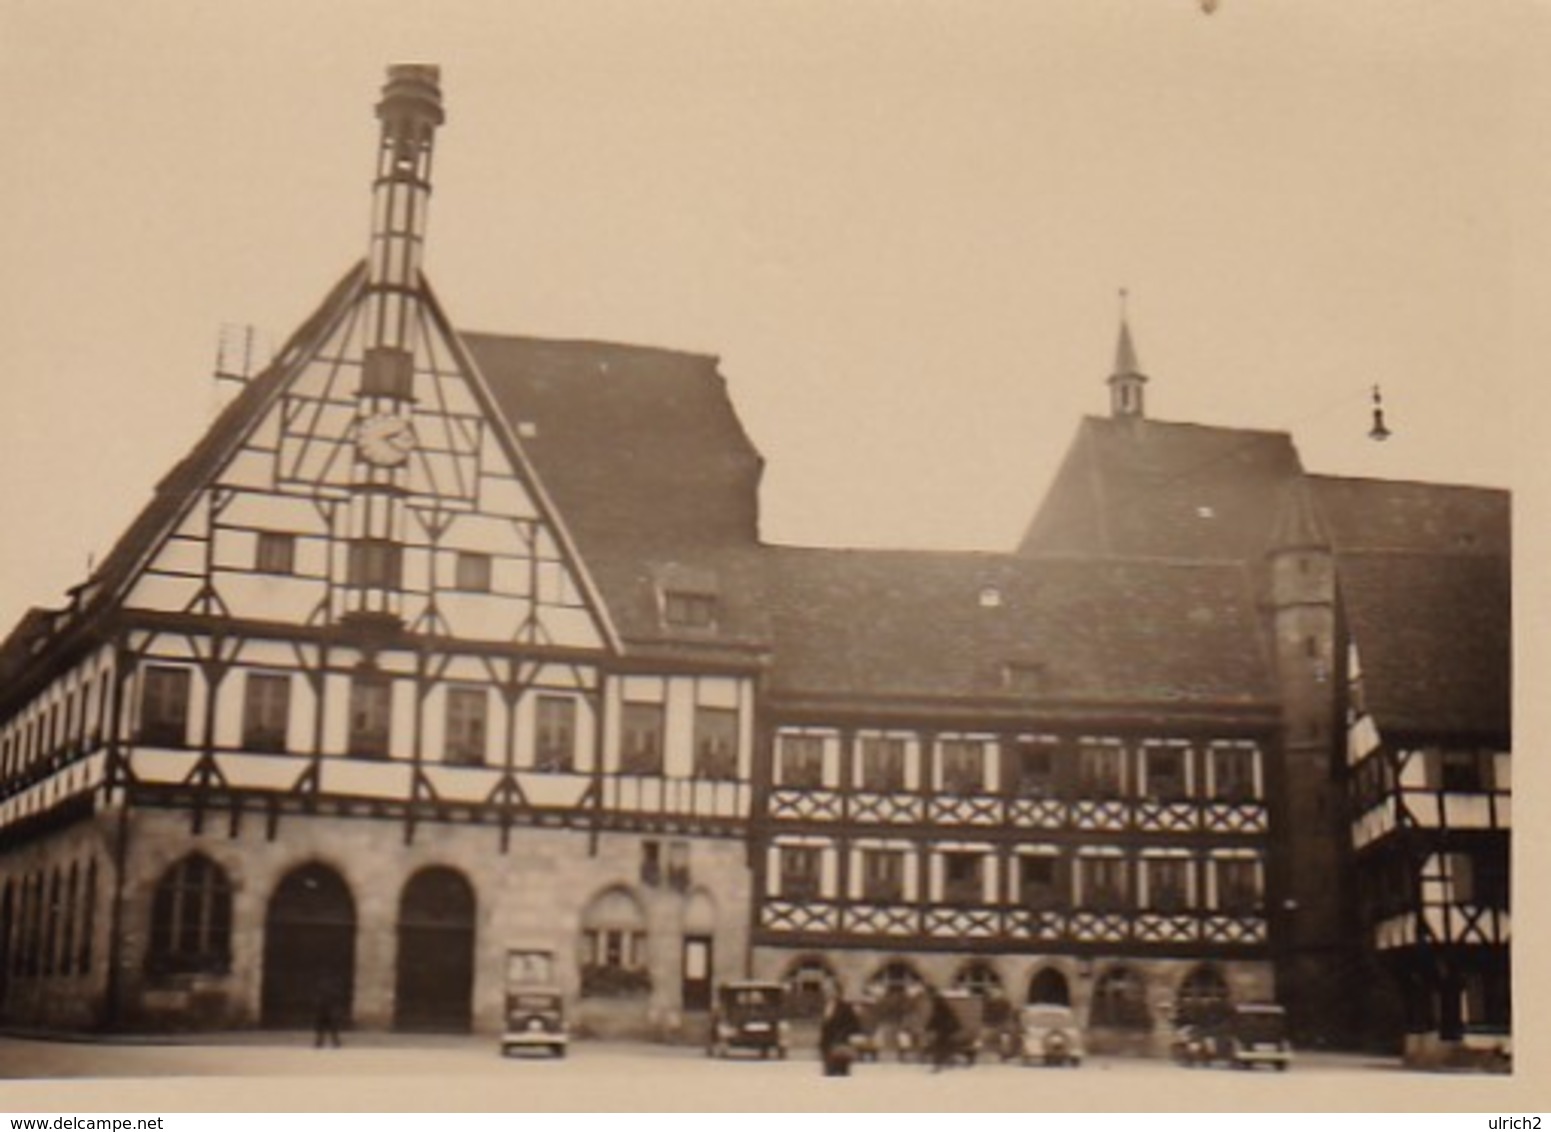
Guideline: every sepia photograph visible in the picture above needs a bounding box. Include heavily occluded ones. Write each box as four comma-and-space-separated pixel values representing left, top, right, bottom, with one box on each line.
0, 0, 1544, 1116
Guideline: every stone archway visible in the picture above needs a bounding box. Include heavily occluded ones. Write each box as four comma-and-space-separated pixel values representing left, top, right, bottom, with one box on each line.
261, 862, 356, 1029
1175, 962, 1231, 1027
1027, 966, 1071, 1006
783, 955, 839, 1020
1090, 965, 1151, 1030
394, 866, 476, 1032
953, 959, 1004, 997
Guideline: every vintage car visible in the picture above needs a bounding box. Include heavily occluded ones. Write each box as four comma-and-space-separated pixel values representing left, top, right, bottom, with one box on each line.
1017, 1003, 1085, 1067
500, 948, 567, 1058
707, 980, 789, 1059
500, 986, 568, 1058
847, 999, 884, 1062
1173, 1002, 1291, 1071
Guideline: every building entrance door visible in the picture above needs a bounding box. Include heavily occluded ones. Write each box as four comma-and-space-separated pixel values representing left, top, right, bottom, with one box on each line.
682, 935, 713, 1012
394, 867, 476, 1032
261, 863, 356, 1028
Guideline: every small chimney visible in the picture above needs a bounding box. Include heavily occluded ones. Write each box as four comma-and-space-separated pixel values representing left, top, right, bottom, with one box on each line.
364, 65, 444, 369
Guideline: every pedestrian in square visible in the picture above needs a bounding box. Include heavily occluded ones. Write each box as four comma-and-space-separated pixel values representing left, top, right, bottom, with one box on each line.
313, 975, 343, 1049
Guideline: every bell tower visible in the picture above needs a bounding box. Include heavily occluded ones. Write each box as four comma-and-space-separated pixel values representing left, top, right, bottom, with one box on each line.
344, 65, 445, 627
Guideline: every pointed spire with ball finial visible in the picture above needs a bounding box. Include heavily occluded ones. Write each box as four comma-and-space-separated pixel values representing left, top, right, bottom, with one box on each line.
1108, 288, 1148, 419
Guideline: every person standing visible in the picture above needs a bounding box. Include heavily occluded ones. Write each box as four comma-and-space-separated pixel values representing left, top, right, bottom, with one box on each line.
313, 975, 343, 1049
923, 988, 961, 1072
818, 991, 863, 1077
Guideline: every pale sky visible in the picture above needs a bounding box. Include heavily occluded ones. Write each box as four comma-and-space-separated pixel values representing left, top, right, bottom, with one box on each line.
0, 0, 1546, 635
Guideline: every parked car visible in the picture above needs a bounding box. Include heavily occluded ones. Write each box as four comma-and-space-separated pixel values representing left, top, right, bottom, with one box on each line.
500, 986, 568, 1058
1018, 1003, 1084, 1067
1173, 1003, 1290, 1071
848, 999, 884, 1062
707, 980, 789, 1059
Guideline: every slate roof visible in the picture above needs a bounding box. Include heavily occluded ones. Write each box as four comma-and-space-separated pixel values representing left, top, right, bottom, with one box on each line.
1339, 550, 1510, 741
761, 547, 1276, 709
1017, 416, 1306, 561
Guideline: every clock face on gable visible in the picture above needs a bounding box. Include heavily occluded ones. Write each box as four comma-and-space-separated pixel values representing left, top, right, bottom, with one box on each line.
356, 413, 416, 467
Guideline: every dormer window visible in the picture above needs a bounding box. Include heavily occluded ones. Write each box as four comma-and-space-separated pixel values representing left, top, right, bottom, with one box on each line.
664, 590, 717, 629
1003, 661, 1046, 693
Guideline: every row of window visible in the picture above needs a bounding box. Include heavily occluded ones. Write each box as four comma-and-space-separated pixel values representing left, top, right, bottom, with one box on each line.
1350, 748, 1502, 809
776, 733, 1260, 802
135, 665, 742, 777
774, 845, 1262, 913
1355, 844, 1510, 922
256, 533, 496, 593
1, 859, 98, 982
0, 669, 112, 780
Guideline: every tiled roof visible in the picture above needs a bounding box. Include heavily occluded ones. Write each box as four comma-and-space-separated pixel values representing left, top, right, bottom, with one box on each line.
1340, 550, 1510, 741
1308, 475, 1509, 556
1017, 416, 1306, 561
464, 332, 768, 656
762, 547, 1275, 708
464, 333, 763, 555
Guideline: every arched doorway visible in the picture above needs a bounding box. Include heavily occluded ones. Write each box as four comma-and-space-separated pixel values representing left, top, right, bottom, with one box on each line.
953, 960, 1003, 998
783, 955, 839, 1020
1090, 965, 1151, 1030
394, 867, 476, 1032
1027, 966, 1071, 1006
1175, 963, 1231, 1027
261, 862, 356, 1028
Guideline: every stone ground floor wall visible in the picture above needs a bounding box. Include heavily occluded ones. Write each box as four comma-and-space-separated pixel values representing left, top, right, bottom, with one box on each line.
0, 813, 119, 1031
3, 804, 753, 1038
752, 945, 1275, 1058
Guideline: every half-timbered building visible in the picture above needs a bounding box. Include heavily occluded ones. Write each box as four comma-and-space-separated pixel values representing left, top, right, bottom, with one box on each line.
0, 68, 1510, 1060
750, 550, 1281, 1055
0, 67, 763, 1039
1018, 330, 1513, 1056
1332, 480, 1511, 1062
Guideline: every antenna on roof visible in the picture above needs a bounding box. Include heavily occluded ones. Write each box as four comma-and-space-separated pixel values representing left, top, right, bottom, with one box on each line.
1368, 384, 1392, 442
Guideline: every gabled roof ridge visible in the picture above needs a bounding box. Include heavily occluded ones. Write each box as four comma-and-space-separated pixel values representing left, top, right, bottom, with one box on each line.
1307, 471, 1510, 496
1079, 413, 1296, 441
765, 542, 1257, 574
458, 328, 720, 367
763, 543, 1016, 563
1012, 548, 1256, 569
